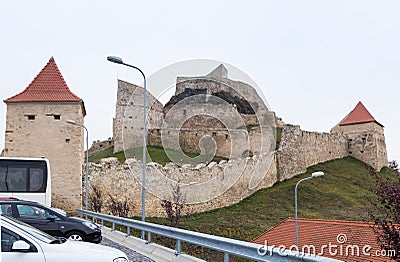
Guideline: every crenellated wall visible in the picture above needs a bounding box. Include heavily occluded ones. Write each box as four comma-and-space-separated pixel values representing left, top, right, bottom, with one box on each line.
277, 124, 348, 180
88, 154, 277, 217
88, 124, 354, 217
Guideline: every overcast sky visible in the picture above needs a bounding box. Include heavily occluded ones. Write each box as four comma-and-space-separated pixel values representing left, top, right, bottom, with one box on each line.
1, 1, 399, 162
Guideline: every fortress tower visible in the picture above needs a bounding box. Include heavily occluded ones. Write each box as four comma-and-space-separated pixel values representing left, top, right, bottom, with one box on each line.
3, 57, 86, 212
331, 101, 387, 170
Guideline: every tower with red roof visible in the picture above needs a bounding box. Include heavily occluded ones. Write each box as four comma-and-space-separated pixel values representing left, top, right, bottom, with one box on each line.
331, 101, 387, 170
3, 57, 86, 212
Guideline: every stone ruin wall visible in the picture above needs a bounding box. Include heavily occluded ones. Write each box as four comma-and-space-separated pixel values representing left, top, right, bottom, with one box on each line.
174, 77, 268, 116
88, 154, 277, 217
277, 124, 348, 180
113, 80, 163, 154
147, 119, 274, 159
88, 138, 114, 157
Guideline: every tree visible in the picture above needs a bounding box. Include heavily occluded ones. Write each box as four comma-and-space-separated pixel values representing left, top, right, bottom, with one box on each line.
367, 162, 400, 261
89, 184, 103, 213
161, 183, 186, 227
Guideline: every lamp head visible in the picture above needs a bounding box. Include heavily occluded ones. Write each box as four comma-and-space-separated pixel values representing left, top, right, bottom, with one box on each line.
107, 56, 123, 64
66, 119, 76, 125
311, 171, 324, 178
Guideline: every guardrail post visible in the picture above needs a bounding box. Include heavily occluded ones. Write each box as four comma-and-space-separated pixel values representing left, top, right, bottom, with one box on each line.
224, 253, 230, 262
101, 219, 104, 226
112, 222, 115, 231
147, 232, 152, 244
175, 239, 182, 255
127, 226, 130, 236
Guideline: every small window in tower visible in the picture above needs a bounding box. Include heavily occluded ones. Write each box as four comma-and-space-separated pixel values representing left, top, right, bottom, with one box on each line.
54, 115, 61, 120
65, 139, 70, 144
26, 115, 35, 120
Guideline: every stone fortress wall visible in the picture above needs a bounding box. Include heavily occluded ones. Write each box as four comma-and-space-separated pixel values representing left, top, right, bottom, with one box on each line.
88, 138, 114, 157
89, 121, 386, 216
113, 80, 163, 154
276, 124, 348, 180
88, 122, 354, 217
89, 154, 278, 217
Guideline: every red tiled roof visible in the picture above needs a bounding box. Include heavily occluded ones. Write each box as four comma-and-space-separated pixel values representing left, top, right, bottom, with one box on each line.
339, 101, 382, 127
4, 57, 82, 103
252, 218, 392, 262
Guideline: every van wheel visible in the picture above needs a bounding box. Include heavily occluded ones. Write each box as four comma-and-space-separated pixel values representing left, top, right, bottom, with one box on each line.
66, 231, 85, 241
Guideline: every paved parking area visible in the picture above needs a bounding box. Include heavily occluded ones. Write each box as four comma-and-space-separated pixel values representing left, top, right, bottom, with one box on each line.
101, 237, 155, 262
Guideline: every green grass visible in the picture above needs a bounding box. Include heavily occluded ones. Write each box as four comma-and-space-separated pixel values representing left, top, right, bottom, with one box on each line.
89, 146, 227, 166
145, 157, 384, 260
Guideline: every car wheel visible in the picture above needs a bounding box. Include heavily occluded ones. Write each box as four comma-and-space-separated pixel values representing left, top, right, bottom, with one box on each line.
66, 231, 85, 241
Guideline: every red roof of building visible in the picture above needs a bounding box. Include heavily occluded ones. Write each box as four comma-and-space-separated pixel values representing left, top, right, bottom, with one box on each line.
252, 218, 392, 262
339, 101, 382, 127
4, 57, 82, 103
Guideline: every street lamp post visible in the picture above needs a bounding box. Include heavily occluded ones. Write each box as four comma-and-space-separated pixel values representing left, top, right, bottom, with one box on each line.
66, 120, 89, 212
107, 56, 147, 239
295, 171, 324, 249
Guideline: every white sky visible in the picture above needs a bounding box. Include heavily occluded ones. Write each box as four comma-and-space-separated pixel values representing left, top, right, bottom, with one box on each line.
0, 1, 399, 162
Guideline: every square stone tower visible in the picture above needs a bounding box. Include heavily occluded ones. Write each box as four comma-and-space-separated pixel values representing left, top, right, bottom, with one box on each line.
3, 57, 86, 213
331, 101, 388, 171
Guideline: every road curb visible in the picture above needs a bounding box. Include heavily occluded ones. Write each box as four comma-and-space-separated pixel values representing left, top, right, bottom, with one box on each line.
101, 226, 206, 262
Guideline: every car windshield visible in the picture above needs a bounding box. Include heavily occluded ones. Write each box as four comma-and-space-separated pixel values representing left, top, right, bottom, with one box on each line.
1, 214, 57, 244
50, 207, 67, 216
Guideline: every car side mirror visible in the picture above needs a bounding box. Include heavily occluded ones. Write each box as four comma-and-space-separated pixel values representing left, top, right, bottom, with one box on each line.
47, 215, 56, 222
12, 240, 31, 252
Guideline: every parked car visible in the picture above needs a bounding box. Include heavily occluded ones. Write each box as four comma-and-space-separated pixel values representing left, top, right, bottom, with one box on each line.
0, 199, 101, 243
0, 214, 128, 262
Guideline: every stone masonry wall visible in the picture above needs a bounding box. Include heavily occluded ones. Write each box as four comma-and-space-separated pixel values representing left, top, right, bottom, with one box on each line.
277, 124, 348, 180
88, 138, 114, 157
113, 80, 163, 154
88, 154, 277, 217
4, 102, 84, 213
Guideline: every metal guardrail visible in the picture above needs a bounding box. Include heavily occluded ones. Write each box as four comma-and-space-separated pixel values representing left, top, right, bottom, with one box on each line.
77, 209, 342, 262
